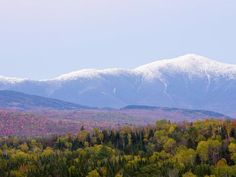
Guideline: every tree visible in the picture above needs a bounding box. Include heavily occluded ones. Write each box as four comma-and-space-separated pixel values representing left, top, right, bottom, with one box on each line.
175, 147, 196, 167
182, 171, 197, 177
19, 143, 29, 152
228, 143, 236, 153
197, 139, 221, 164
213, 159, 231, 177
197, 141, 209, 162
228, 143, 236, 163
86, 170, 100, 177
163, 138, 176, 153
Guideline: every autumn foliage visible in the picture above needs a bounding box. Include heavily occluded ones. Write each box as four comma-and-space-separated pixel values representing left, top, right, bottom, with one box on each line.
1, 119, 236, 176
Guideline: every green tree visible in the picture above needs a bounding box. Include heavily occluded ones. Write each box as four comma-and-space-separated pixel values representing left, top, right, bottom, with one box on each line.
87, 169, 100, 177
182, 171, 197, 177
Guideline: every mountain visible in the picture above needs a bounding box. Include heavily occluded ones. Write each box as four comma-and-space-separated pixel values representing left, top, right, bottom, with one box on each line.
0, 54, 235, 116
0, 90, 87, 110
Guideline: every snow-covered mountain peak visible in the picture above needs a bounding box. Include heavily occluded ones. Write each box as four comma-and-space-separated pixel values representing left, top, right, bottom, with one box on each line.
136, 54, 224, 71
135, 54, 236, 79
1, 54, 233, 82
53, 54, 236, 81
168, 54, 229, 68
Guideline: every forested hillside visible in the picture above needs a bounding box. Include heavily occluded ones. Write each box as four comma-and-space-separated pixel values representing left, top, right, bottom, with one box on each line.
1, 119, 236, 177
0, 108, 228, 136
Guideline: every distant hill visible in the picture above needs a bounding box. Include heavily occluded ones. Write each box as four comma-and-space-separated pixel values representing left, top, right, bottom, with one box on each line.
0, 91, 231, 136
0, 90, 87, 110
0, 106, 230, 136
122, 105, 230, 120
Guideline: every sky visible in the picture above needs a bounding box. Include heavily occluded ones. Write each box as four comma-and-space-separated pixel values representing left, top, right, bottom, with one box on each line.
0, 0, 236, 80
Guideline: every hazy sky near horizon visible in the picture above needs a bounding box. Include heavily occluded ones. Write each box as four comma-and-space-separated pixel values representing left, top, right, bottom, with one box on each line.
0, 0, 236, 79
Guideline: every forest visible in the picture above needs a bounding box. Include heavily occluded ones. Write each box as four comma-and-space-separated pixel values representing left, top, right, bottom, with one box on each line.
1, 119, 236, 177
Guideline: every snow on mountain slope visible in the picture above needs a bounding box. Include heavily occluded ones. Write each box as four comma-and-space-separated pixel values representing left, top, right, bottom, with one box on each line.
1, 54, 235, 82
0, 75, 26, 83
135, 54, 236, 79
0, 54, 236, 116
52, 54, 236, 82
54, 68, 133, 81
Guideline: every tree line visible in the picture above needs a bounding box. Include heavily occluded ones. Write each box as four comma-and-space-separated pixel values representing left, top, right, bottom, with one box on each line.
1, 119, 236, 177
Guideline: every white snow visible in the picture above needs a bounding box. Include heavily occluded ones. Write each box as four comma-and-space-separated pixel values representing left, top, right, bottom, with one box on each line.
54, 54, 236, 82
0, 75, 26, 83
1, 54, 236, 82
54, 69, 102, 80
54, 68, 133, 81
134, 54, 236, 79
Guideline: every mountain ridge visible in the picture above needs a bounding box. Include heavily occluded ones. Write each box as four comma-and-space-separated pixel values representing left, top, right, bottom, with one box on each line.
0, 54, 235, 116
1, 54, 236, 82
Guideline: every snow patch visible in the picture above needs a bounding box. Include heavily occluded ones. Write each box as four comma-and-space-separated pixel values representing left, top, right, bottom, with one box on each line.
0, 76, 26, 84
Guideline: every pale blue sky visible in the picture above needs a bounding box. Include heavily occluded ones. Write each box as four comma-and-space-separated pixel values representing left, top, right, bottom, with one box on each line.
0, 0, 235, 79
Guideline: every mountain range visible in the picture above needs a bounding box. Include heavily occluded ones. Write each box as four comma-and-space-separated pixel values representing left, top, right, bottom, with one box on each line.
1, 54, 236, 117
